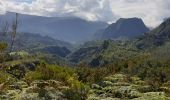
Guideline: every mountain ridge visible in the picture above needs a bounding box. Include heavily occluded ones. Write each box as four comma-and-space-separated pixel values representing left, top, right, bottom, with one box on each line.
94, 17, 149, 40
0, 12, 108, 43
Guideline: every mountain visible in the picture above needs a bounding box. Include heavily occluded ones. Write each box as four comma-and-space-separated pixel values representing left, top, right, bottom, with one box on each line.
69, 18, 170, 66
39, 46, 71, 57
94, 18, 149, 40
0, 33, 72, 57
136, 18, 170, 49
67, 40, 140, 66
0, 12, 108, 43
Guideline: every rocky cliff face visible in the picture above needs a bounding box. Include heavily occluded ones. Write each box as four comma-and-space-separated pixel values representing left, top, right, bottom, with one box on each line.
95, 18, 149, 40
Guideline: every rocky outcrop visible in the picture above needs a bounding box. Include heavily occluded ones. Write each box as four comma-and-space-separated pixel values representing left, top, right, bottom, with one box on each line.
0, 80, 68, 100
88, 74, 170, 100
1, 74, 170, 100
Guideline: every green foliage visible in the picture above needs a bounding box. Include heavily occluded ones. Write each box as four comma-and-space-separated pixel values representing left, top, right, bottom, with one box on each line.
0, 42, 8, 52
75, 63, 117, 84
25, 62, 75, 84
24, 62, 90, 99
102, 40, 110, 50
64, 80, 89, 100
0, 42, 8, 62
0, 71, 10, 84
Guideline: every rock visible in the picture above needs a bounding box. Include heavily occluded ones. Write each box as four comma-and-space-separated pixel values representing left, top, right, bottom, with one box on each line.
102, 86, 115, 93
18, 93, 41, 100
89, 74, 170, 99
87, 94, 101, 100
100, 81, 114, 87
6, 90, 21, 99
133, 92, 168, 100
133, 80, 146, 85
9, 84, 21, 90
47, 80, 63, 89
16, 81, 29, 88
43, 86, 65, 100
160, 87, 170, 93
137, 86, 153, 93
128, 90, 142, 99
112, 82, 130, 86
0, 80, 68, 100
163, 81, 170, 87
131, 76, 141, 82
104, 74, 126, 83
31, 80, 49, 88
92, 84, 102, 90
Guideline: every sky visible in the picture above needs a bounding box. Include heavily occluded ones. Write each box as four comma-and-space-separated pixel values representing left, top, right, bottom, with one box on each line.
0, 0, 170, 27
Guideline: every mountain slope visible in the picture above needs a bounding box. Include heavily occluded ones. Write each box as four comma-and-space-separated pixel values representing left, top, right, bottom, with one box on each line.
136, 18, 170, 49
68, 40, 140, 66
95, 18, 149, 40
0, 33, 72, 57
0, 12, 108, 43
69, 18, 170, 66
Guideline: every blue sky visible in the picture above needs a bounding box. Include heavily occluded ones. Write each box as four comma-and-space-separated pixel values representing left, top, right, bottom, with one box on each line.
0, 0, 170, 27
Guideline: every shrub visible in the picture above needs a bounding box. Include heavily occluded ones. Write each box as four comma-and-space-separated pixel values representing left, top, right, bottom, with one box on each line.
64, 80, 89, 100
24, 62, 90, 99
25, 62, 76, 83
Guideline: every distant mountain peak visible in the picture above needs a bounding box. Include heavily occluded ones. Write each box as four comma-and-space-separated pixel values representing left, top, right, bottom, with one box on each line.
94, 17, 149, 40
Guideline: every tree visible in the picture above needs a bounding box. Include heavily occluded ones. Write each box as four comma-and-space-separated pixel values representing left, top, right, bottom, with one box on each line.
10, 13, 19, 53
102, 40, 109, 50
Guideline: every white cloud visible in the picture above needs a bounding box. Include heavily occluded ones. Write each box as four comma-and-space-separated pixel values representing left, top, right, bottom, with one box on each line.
0, 0, 117, 22
110, 0, 170, 27
1, 0, 170, 27
0, 1, 6, 14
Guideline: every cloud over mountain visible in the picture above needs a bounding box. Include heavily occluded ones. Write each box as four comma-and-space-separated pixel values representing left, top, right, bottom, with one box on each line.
0, 0, 170, 27
1, 0, 116, 22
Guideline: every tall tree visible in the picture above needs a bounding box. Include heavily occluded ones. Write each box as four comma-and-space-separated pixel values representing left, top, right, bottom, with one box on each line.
10, 13, 19, 53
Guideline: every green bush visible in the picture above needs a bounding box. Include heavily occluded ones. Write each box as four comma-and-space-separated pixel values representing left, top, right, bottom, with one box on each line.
0, 71, 10, 84
64, 80, 89, 100
0, 42, 8, 63
25, 62, 76, 84
24, 62, 90, 99
75, 63, 116, 84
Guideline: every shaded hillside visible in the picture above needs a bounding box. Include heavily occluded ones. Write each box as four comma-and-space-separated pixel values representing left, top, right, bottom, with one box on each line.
0, 33, 72, 58
136, 18, 170, 49
40, 46, 71, 57
0, 12, 108, 43
70, 18, 170, 67
95, 18, 149, 40
68, 40, 140, 66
